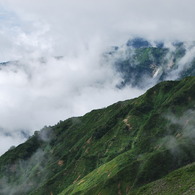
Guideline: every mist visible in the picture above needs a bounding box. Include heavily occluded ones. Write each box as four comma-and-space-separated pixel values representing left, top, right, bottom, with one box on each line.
0, 0, 195, 155
0, 42, 144, 155
0, 149, 49, 195
160, 110, 195, 156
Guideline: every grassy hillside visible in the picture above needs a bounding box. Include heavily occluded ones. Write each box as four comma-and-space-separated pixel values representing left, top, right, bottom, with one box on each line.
132, 162, 195, 195
0, 77, 195, 195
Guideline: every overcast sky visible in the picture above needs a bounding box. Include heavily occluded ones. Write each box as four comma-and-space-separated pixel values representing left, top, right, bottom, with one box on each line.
0, 0, 195, 60
0, 0, 195, 155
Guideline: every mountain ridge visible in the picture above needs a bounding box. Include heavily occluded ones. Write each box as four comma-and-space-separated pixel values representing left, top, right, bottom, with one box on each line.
0, 76, 194, 194
105, 38, 195, 88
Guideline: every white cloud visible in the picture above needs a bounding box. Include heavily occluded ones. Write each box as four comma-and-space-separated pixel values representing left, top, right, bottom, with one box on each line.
0, 41, 143, 155
0, 0, 195, 60
0, 0, 195, 154
166, 44, 195, 80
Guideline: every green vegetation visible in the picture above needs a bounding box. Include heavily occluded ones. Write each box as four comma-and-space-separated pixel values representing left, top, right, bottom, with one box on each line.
113, 42, 192, 88
132, 162, 195, 195
0, 77, 195, 195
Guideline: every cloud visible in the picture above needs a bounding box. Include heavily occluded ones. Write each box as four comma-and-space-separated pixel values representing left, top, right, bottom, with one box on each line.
0, 42, 143, 155
160, 110, 195, 156
0, 0, 195, 60
166, 44, 195, 80
0, 130, 27, 155
0, 0, 195, 155
0, 149, 48, 195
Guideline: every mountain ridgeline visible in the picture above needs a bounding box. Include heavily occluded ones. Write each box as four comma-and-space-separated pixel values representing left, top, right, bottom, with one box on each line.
0, 76, 195, 194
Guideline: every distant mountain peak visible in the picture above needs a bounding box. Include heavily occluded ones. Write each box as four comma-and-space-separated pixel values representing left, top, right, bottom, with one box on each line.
126, 37, 152, 48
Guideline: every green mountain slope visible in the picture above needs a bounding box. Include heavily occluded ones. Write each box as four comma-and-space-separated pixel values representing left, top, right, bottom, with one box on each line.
132, 162, 195, 195
106, 38, 195, 88
0, 77, 195, 195
60, 161, 195, 195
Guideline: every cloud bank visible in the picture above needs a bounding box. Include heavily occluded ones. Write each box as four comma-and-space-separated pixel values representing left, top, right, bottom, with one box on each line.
0, 0, 195, 60
0, 44, 143, 155
0, 0, 195, 154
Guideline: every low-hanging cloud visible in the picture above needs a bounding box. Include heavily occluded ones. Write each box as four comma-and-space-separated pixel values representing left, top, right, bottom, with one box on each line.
166, 44, 195, 80
159, 110, 195, 156
0, 148, 49, 195
0, 0, 195, 155
0, 40, 144, 155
